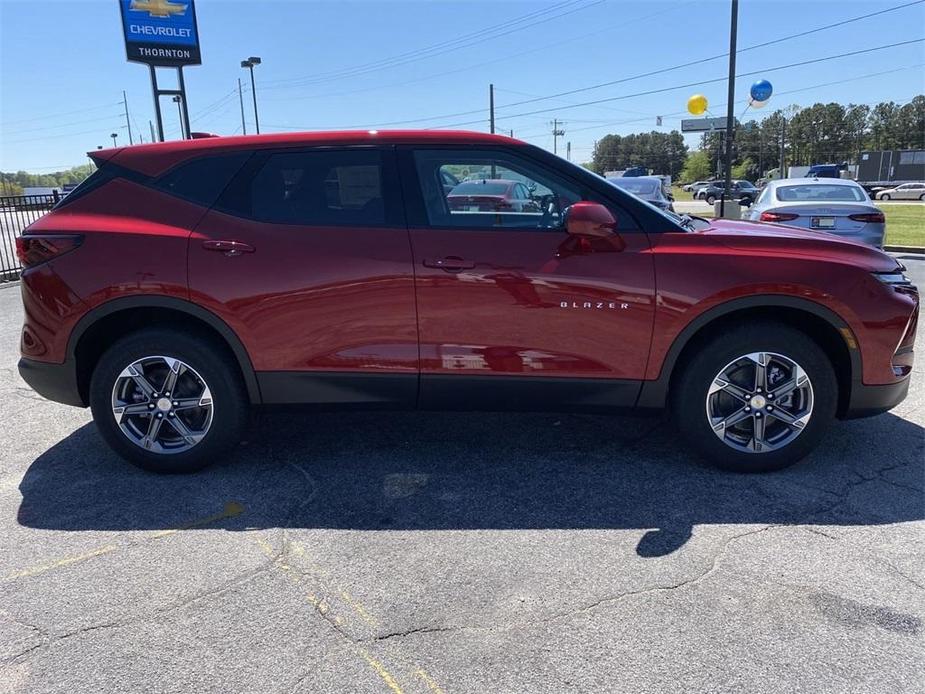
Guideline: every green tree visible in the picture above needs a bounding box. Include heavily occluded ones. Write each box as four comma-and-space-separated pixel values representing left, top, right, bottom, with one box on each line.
591, 131, 688, 178
731, 157, 756, 180
680, 150, 711, 182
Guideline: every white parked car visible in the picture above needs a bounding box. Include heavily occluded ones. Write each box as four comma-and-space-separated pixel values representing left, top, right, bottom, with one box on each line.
744, 178, 885, 248
875, 182, 925, 201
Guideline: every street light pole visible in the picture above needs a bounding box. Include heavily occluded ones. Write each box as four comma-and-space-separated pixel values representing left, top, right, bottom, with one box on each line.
241, 57, 262, 134
110, 132, 118, 147
172, 95, 184, 138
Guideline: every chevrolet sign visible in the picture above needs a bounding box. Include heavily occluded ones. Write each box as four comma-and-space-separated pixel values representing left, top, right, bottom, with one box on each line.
119, 0, 201, 66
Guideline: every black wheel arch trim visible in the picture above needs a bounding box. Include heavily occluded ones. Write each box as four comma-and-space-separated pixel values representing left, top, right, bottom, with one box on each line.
636, 294, 861, 410
67, 295, 262, 404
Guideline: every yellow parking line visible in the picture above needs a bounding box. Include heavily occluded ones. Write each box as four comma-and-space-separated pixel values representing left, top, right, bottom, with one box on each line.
359, 649, 405, 694
415, 669, 446, 694
3, 544, 117, 581
149, 501, 245, 538
4, 501, 245, 582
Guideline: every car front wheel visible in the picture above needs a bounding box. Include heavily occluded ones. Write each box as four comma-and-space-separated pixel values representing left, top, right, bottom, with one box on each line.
673, 322, 837, 472
89, 328, 249, 473
705, 195, 716, 205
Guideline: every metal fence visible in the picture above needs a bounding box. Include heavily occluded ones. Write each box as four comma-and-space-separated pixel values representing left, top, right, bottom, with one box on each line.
0, 193, 59, 281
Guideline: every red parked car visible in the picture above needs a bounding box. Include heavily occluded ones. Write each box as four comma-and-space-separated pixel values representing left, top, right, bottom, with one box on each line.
16, 130, 918, 473
446, 179, 542, 214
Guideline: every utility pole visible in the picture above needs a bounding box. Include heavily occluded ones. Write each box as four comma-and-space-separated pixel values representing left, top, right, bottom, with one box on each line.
238, 77, 247, 135
149, 120, 156, 143
509, 129, 514, 138
489, 83, 495, 134
720, 0, 739, 218
121, 90, 134, 145
550, 119, 565, 155
566, 141, 571, 161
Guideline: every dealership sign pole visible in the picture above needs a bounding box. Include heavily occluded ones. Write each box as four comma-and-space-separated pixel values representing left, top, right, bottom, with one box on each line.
119, 0, 202, 142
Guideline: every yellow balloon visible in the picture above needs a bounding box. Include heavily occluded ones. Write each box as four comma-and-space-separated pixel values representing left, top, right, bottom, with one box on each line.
687, 94, 708, 116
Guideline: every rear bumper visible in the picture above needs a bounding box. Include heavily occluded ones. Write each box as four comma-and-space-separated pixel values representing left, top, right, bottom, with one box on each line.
18, 357, 85, 407
842, 376, 910, 419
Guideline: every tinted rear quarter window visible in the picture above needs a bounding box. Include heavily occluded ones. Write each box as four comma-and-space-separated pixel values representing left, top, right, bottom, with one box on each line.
155, 152, 252, 206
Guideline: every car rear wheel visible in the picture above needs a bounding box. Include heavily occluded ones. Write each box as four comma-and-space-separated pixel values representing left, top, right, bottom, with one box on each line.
880, 193, 890, 200
89, 328, 249, 473
673, 322, 837, 472
919, 193, 924, 201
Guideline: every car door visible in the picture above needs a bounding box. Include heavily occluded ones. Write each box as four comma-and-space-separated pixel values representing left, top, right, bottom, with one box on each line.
400, 146, 656, 410
188, 145, 419, 406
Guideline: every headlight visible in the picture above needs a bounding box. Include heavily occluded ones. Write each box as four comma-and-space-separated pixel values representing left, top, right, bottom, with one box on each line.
873, 270, 912, 286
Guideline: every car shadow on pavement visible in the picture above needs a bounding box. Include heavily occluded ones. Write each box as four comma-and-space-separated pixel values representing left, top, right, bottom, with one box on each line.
16, 410, 925, 557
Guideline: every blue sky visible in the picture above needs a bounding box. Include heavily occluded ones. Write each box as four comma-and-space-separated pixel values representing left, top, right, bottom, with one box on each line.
1, 0, 924, 172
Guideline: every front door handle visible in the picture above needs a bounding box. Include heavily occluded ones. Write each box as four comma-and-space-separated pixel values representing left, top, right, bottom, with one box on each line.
202, 240, 255, 256
423, 256, 475, 272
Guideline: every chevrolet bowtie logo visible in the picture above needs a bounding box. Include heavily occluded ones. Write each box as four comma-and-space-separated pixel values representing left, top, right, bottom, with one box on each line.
129, 0, 188, 18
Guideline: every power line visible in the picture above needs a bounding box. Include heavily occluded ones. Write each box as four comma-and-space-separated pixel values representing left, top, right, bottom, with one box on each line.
487, 0, 925, 113
262, 0, 599, 88
268, 2, 924, 131
1, 102, 122, 126
427, 38, 925, 129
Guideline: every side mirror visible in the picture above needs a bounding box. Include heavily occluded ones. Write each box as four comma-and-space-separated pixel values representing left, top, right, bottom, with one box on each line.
564, 201, 616, 237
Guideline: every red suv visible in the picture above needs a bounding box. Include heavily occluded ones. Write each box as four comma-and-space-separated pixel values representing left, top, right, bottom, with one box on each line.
16, 131, 918, 473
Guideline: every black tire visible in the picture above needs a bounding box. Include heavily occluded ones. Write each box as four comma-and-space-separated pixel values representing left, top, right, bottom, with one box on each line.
89, 327, 249, 473
672, 322, 837, 473
705, 195, 716, 205
919, 193, 924, 201
880, 193, 890, 201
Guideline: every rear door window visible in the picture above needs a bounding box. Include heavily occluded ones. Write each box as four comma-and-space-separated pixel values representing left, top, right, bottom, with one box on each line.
244, 149, 391, 226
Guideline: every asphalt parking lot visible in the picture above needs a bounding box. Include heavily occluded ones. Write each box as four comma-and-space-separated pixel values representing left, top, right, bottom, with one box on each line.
1, 260, 923, 694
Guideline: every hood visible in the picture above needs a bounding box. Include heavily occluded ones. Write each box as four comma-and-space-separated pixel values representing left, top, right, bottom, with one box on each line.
696, 218, 899, 272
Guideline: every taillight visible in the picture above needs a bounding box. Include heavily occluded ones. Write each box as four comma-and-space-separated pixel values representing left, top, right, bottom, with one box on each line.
848, 212, 885, 223
760, 211, 799, 222
15, 234, 83, 268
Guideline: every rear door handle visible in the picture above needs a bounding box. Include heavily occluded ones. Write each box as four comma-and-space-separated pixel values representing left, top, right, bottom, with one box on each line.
202, 240, 255, 256
423, 256, 475, 271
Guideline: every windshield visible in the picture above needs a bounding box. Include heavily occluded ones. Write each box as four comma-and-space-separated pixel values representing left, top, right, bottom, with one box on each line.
776, 184, 866, 202
448, 181, 511, 196
607, 178, 659, 195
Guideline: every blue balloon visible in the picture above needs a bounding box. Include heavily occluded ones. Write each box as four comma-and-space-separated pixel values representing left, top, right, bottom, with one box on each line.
750, 80, 773, 102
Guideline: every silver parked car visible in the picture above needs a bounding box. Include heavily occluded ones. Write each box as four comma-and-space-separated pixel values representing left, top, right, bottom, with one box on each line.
744, 178, 885, 248
605, 175, 675, 212
875, 182, 925, 201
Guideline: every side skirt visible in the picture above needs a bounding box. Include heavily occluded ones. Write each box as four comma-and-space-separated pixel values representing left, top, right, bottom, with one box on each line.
256, 371, 644, 413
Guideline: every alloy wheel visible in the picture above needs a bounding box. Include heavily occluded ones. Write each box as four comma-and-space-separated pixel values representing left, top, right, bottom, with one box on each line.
111, 356, 214, 455
705, 351, 813, 454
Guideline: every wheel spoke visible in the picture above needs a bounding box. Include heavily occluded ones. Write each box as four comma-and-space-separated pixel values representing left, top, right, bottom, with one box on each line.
161, 358, 181, 396
751, 352, 769, 392
141, 415, 164, 450
172, 397, 204, 411
709, 378, 750, 402
166, 415, 205, 446
112, 402, 151, 423
767, 407, 808, 429
123, 362, 157, 399
713, 407, 751, 432
750, 414, 766, 452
